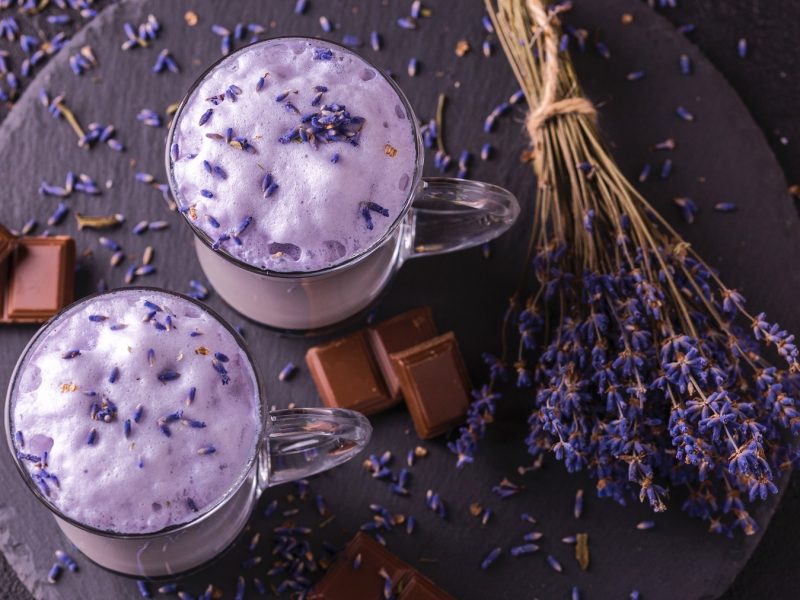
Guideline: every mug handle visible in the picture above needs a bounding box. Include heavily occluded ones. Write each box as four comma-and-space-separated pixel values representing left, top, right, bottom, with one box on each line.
258, 407, 371, 489
400, 177, 520, 260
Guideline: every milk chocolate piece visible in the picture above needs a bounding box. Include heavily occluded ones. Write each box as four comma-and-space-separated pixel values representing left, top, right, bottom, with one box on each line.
392, 332, 471, 439
367, 307, 437, 399
306, 330, 394, 415
309, 533, 454, 600
398, 572, 456, 599
309, 533, 412, 600
1, 236, 76, 323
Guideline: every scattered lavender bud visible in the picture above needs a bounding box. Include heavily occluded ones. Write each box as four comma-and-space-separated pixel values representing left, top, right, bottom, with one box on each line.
55, 550, 78, 572
547, 554, 563, 573
136, 265, 156, 277
21, 218, 37, 235
278, 362, 297, 381
263, 499, 278, 518
136, 580, 152, 598
738, 37, 748, 58
47, 563, 63, 584
676, 106, 695, 122
653, 138, 676, 150
480, 547, 502, 570
679, 53, 692, 75
574, 489, 584, 518
397, 17, 417, 30
510, 544, 539, 556
660, 158, 673, 179
674, 197, 699, 224
47, 202, 69, 226
508, 89, 526, 105
253, 578, 267, 595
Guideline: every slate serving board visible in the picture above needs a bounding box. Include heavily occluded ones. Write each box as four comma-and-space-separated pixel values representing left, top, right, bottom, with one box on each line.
0, 1, 798, 599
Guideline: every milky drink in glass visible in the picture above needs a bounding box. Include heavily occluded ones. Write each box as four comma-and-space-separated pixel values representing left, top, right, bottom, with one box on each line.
5, 288, 371, 577
167, 37, 520, 331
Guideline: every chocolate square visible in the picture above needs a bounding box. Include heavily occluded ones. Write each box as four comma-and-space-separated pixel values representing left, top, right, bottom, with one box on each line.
2, 236, 75, 324
398, 571, 456, 599
391, 332, 471, 439
305, 330, 394, 415
309, 533, 413, 600
367, 307, 437, 399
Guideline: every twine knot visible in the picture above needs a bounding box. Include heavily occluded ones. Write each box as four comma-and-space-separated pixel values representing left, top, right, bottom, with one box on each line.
525, 97, 596, 143
523, 0, 597, 146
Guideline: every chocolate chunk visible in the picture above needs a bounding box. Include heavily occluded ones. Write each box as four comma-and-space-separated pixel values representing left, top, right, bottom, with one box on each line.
1, 236, 76, 324
305, 330, 395, 415
309, 533, 454, 600
398, 571, 456, 599
367, 307, 437, 399
391, 332, 471, 439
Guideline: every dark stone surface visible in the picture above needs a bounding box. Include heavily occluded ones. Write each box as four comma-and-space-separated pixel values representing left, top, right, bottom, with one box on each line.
0, 1, 798, 599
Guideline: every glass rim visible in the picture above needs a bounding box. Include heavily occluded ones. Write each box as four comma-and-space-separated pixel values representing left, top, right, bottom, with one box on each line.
4, 286, 267, 540
164, 35, 425, 279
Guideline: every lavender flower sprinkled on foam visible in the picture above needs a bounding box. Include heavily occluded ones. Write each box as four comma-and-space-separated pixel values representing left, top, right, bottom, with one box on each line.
277, 93, 366, 149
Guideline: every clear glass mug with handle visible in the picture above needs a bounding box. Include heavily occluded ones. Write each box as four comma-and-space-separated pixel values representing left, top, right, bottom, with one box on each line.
166, 36, 520, 333
4, 288, 372, 578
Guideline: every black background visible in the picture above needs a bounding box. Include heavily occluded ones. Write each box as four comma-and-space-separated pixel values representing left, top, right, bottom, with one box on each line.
0, 1, 799, 598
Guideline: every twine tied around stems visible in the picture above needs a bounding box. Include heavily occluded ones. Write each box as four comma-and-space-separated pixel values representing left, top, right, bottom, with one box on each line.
523, 0, 596, 147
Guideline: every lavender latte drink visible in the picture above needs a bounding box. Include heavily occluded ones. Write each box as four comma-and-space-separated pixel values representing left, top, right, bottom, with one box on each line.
170, 38, 417, 273
5, 288, 371, 576
167, 38, 520, 331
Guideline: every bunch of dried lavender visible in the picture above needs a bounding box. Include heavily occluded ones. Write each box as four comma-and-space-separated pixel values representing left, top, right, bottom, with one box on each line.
450, 0, 800, 536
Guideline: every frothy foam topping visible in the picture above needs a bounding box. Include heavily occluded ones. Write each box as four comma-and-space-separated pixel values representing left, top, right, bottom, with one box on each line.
10, 290, 260, 534
170, 38, 417, 272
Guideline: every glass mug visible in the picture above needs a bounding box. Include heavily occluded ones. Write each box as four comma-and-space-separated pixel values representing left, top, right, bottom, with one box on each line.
166, 36, 520, 332
4, 288, 372, 578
